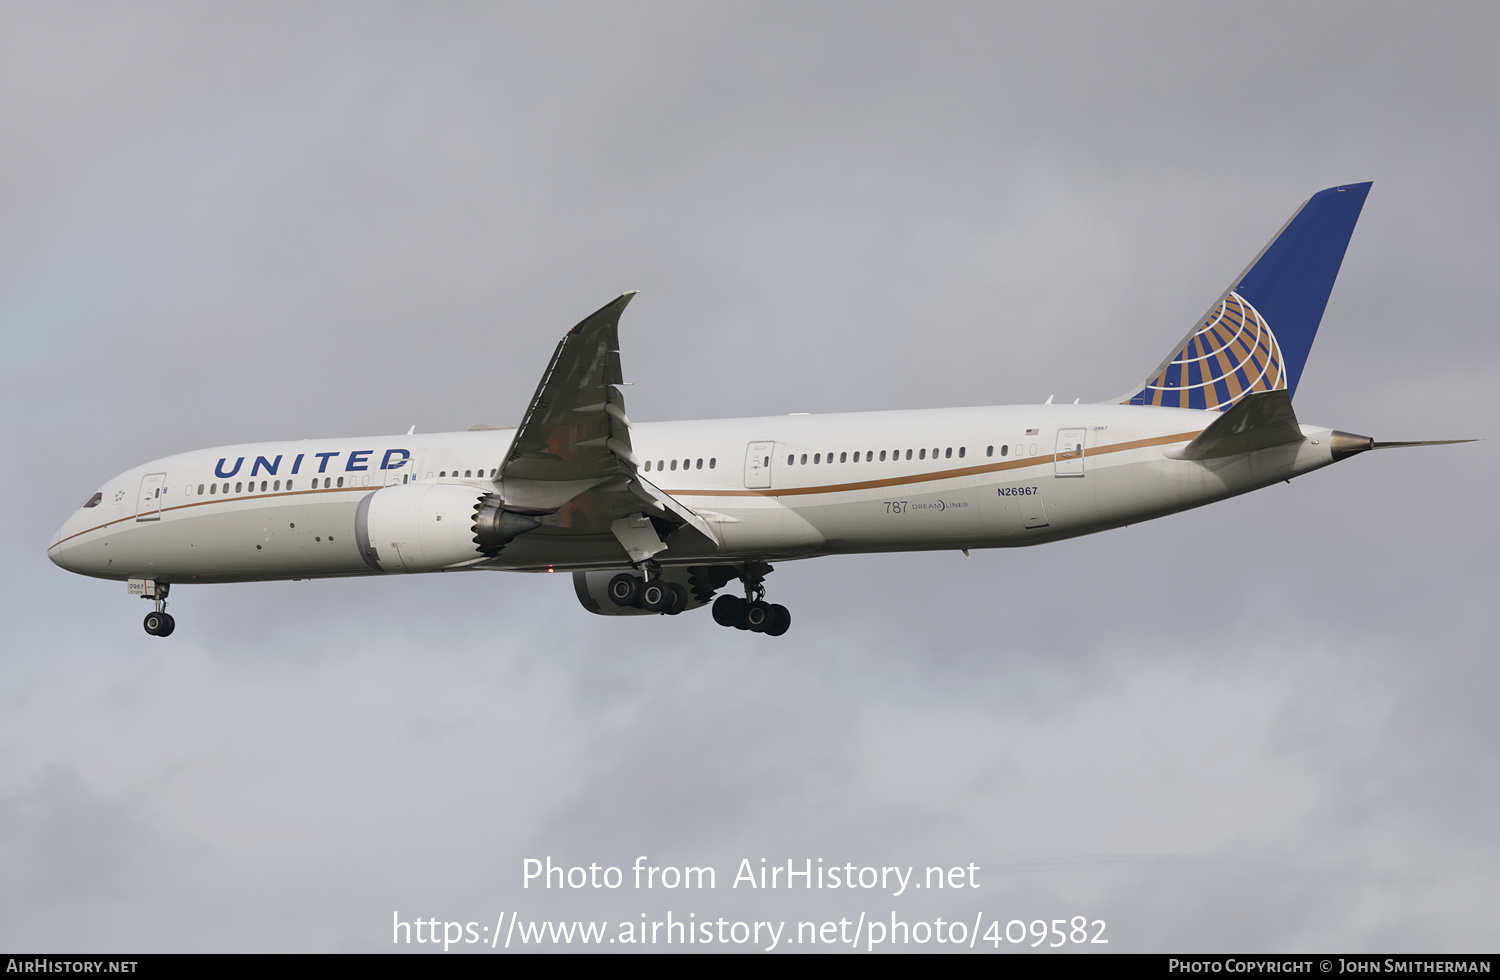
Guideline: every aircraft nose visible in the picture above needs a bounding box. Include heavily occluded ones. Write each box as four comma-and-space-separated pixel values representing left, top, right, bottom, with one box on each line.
48, 540, 68, 570
48, 522, 74, 571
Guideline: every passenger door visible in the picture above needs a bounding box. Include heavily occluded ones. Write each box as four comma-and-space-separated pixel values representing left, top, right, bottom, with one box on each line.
744, 442, 774, 489
136, 472, 166, 522
1054, 428, 1086, 477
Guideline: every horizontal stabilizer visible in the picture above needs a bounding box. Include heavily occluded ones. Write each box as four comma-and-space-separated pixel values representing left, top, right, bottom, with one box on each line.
1329, 433, 1478, 461
1372, 439, 1477, 450
1169, 390, 1304, 460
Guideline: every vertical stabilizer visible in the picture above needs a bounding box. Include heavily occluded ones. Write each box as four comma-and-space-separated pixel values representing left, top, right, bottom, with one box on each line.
1123, 182, 1371, 410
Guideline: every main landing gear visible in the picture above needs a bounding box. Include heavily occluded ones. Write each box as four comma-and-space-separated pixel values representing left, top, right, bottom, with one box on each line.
604, 561, 791, 635
139, 581, 175, 637
607, 567, 690, 616
710, 563, 790, 637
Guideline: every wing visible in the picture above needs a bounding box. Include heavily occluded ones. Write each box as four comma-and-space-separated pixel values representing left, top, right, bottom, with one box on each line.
503, 292, 639, 483
497, 293, 719, 563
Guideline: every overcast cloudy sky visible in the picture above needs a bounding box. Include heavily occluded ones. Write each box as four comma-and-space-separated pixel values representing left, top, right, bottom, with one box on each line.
2, 1, 1496, 953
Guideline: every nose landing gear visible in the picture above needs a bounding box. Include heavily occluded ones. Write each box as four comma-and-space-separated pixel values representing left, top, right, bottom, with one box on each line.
132, 579, 175, 637
143, 609, 175, 637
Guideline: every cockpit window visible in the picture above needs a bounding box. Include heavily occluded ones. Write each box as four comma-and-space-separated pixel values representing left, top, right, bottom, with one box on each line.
83, 492, 102, 509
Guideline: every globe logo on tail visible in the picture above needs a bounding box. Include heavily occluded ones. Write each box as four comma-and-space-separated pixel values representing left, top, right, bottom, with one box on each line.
1126, 291, 1286, 411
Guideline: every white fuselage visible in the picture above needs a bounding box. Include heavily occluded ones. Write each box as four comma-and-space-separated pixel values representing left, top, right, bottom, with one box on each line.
48, 403, 1340, 585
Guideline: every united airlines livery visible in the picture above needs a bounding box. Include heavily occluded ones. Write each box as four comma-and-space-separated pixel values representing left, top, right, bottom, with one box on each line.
48, 182, 1467, 638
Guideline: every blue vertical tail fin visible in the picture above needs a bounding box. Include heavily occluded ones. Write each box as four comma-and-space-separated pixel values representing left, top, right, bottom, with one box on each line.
1123, 182, 1372, 410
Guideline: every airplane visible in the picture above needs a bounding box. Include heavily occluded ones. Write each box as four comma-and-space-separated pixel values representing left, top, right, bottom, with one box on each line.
48, 181, 1469, 638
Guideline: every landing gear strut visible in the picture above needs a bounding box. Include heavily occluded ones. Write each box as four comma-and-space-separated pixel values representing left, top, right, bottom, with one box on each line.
711, 563, 790, 637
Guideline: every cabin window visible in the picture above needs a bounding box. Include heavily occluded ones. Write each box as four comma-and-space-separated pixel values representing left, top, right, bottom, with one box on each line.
403, 475, 409, 484
259, 481, 267, 491
645, 460, 652, 471
879, 451, 886, 461
668, 459, 676, 470
919, 449, 926, 460
235, 482, 243, 493
709, 458, 716, 469
657, 460, 664, 470
1001, 445, 1009, 457
696, 459, 703, 469
945, 448, 952, 459
273, 480, 281, 491
786, 455, 794, 466
838, 452, 845, 463
986, 446, 993, 457
336, 477, 344, 488
958, 447, 966, 458
195, 483, 203, 495
814, 453, 821, 464
800, 454, 807, 464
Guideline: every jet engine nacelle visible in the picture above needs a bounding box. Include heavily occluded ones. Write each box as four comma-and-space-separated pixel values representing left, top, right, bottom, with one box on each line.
572, 568, 712, 616
355, 483, 539, 573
